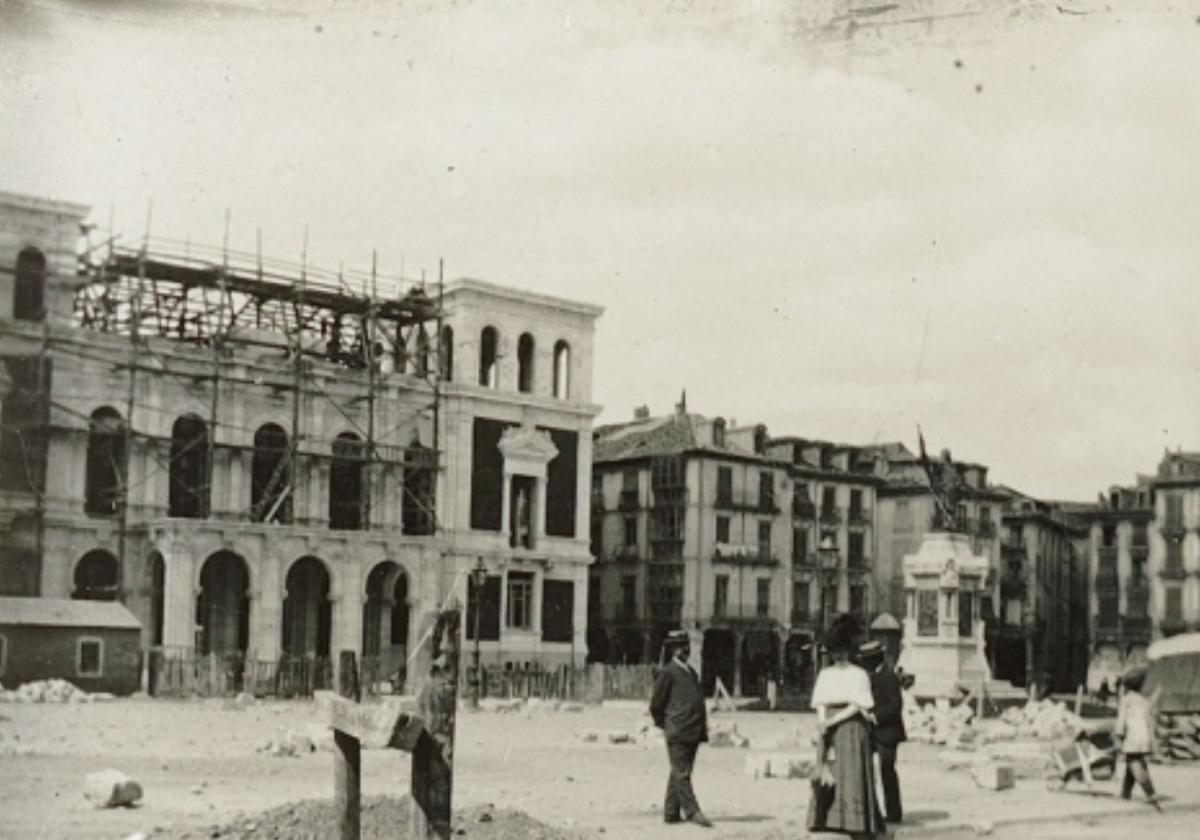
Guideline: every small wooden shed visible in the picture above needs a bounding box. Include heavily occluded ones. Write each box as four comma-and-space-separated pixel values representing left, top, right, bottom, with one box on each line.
0, 597, 142, 695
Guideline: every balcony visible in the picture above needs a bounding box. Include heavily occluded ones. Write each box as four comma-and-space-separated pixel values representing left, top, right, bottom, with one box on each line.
1160, 617, 1188, 636
976, 519, 996, 539
847, 555, 871, 572
712, 542, 779, 567
1094, 568, 1119, 591
1130, 543, 1149, 561
819, 505, 842, 525
652, 487, 689, 508
790, 610, 813, 627
618, 490, 640, 511
1001, 540, 1026, 558
612, 545, 640, 563
1123, 614, 1152, 641
1160, 564, 1187, 581
590, 490, 605, 512
715, 493, 779, 515
1098, 546, 1118, 564
792, 499, 817, 520
1162, 518, 1187, 538
847, 507, 872, 527
1093, 616, 1122, 644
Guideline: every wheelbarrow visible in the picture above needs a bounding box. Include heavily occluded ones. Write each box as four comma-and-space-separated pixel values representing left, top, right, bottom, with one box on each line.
1045, 729, 1118, 791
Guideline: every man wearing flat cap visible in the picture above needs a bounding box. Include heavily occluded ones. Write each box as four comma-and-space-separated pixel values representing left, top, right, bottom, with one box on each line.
860, 639, 906, 823
650, 630, 712, 828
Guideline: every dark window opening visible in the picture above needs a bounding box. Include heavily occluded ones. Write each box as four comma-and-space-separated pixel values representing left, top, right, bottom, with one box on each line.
541, 580, 574, 643
541, 427, 579, 538
403, 440, 435, 536
85, 407, 125, 517
716, 515, 730, 543
13, 247, 46, 321
169, 415, 209, 519
73, 550, 119, 601
552, 340, 570, 399
466, 573, 502, 641
511, 474, 535, 548
507, 571, 534, 629
330, 432, 366, 530
439, 325, 454, 381
517, 332, 535, 393
470, 418, 513, 531
251, 423, 291, 523
756, 578, 771, 617
479, 326, 499, 388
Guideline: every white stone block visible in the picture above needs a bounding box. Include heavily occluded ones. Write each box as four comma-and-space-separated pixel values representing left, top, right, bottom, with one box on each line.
83, 769, 143, 808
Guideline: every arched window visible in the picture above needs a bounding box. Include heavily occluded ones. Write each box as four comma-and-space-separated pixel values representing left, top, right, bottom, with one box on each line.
251, 423, 291, 523
553, 340, 571, 399
85, 408, 125, 516
517, 333, 535, 393
415, 327, 431, 378
439, 325, 454, 382
169, 415, 209, 518
283, 556, 332, 658
73, 550, 119, 600
478, 326, 499, 388
198, 551, 250, 654
13, 247, 46, 321
329, 432, 365, 531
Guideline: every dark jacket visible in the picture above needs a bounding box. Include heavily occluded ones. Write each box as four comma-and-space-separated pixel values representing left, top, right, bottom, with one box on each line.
650, 659, 708, 744
869, 663, 907, 748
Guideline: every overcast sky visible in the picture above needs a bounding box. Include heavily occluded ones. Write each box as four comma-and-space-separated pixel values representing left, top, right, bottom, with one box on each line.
2, 0, 1198, 500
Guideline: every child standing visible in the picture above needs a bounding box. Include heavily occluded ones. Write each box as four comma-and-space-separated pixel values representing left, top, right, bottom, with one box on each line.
1114, 667, 1161, 810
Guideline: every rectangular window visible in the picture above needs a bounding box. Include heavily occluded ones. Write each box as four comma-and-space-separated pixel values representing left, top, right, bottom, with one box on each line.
716, 515, 730, 544
77, 637, 103, 678
821, 486, 836, 511
506, 572, 533, 630
1166, 587, 1183, 621
624, 515, 638, 548
759, 471, 774, 510
792, 581, 810, 620
918, 590, 938, 636
621, 575, 637, 617
541, 580, 574, 643
1132, 524, 1148, 546
622, 469, 638, 491
466, 574, 502, 640
849, 584, 866, 617
849, 489, 862, 516
714, 575, 729, 616
1102, 525, 1117, 547
848, 531, 865, 565
1098, 593, 1119, 627
1167, 539, 1183, 573
895, 499, 912, 532
757, 520, 772, 558
717, 466, 733, 505
470, 418, 514, 531
958, 591, 974, 637
587, 576, 601, 618
541, 427, 579, 538
756, 578, 771, 617
792, 527, 808, 563
1167, 494, 1184, 528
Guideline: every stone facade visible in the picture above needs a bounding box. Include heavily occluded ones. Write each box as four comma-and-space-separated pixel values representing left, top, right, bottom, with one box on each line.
0, 190, 602, 689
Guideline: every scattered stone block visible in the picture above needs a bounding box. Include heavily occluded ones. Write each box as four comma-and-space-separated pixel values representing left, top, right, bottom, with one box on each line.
559, 702, 585, 712
744, 752, 815, 779
709, 721, 750, 748
83, 769, 143, 808
971, 819, 994, 835
971, 763, 1015, 791
606, 731, 633, 744
579, 731, 599, 743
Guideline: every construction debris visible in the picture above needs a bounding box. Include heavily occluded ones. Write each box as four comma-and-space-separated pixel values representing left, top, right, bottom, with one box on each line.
708, 721, 750, 748
970, 763, 1016, 791
904, 695, 1084, 746
743, 752, 815, 779
83, 769, 143, 808
0, 679, 114, 704
1158, 713, 1200, 760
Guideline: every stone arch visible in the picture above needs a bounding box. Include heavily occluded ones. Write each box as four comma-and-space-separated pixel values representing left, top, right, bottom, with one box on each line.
13, 246, 46, 321
73, 549, 120, 600
362, 560, 411, 687
282, 556, 332, 658
85, 406, 125, 516
169, 414, 209, 518
197, 551, 250, 654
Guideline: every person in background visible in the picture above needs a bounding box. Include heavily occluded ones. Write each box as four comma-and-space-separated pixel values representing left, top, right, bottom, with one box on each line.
1114, 667, 1161, 811
859, 640, 906, 824
809, 614, 886, 839
649, 630, 712, 828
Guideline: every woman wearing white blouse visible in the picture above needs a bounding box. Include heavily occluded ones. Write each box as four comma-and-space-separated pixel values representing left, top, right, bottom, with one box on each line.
808, 614, 886, 838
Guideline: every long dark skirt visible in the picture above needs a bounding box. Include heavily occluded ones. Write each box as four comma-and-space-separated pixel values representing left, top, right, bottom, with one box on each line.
809, 717, 885, 836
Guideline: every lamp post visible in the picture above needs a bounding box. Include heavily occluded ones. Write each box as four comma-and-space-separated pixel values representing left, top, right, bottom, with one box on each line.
469, 557, 488, 709
817, 535, 840, 669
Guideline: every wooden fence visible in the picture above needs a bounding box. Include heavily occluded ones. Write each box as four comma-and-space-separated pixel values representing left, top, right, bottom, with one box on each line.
146, 648, 657, 704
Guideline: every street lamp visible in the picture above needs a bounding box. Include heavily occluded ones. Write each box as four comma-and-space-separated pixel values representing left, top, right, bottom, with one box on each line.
468, 558, 488, 709
817, 535, 840, 667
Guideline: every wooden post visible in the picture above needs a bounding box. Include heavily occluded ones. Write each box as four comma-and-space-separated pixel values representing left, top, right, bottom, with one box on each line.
1074, 684, 1084, 717
335, 650, 362, 840
409, 608, 461, 840
976, 679, 985, 720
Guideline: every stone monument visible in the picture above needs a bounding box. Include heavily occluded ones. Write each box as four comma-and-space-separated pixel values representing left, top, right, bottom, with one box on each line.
896, 436, 1014, 699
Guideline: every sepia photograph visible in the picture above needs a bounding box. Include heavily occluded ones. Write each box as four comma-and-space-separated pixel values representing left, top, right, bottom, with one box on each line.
1, 1, 1199, 838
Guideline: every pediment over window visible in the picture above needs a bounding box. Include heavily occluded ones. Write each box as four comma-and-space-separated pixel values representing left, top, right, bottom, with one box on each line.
499, 424, 559, 476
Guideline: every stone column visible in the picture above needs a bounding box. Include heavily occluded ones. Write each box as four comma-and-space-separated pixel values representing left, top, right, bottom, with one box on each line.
255, 554, 282, 661
534, 476, 548, 546
162, 541, 197, 651
500, 469, 512, 542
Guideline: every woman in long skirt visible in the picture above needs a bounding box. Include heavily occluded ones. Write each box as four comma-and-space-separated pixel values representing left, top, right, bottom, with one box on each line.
809, 614, 886, 839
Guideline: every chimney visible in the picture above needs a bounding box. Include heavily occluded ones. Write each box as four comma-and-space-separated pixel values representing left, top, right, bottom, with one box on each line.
674, 389, 687, 416
633, 405, 650, 421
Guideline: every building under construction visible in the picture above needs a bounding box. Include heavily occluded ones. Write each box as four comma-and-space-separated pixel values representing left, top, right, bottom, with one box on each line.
0, 190, 602, 691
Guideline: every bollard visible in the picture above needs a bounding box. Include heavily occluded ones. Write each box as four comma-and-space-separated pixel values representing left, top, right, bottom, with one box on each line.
334, 650, 362, 840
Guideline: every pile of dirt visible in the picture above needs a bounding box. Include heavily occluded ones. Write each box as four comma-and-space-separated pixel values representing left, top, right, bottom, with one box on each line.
0, 679, 114, 704
175, 797, 590, 840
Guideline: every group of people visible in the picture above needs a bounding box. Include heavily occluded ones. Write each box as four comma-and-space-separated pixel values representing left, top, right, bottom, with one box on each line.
649, 616, 1166, 835
648, 616, 906, 835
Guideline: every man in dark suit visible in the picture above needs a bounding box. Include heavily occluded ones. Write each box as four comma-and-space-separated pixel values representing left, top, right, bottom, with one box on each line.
649, 630, 712, 828
860, 640, 906, 824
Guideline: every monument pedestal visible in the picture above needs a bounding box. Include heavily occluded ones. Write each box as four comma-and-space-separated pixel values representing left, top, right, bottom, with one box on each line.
897, 531, 1013, 700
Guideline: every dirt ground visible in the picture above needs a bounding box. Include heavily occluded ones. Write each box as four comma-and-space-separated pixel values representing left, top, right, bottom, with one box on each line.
2, 698, 1198, 840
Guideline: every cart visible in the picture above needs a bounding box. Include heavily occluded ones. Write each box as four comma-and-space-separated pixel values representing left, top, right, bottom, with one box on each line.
1045, 729, 1118, 791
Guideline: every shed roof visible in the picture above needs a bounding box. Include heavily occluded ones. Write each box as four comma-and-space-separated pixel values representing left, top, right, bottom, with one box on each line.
0, 597, 141, 630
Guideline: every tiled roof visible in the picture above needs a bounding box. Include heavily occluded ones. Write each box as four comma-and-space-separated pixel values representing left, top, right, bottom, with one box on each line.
0, 597, 142, 630
594, 413, 699, 462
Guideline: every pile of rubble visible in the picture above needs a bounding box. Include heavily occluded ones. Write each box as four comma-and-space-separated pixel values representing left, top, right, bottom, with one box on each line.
257, 725, 335, 758
0, 679, 114, 704
903, 694, 1085, 746
476, 697, 585, 714
578, 719, 749, 750
1158, 712, 1200, 761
